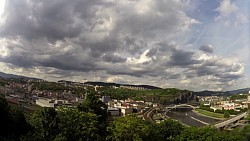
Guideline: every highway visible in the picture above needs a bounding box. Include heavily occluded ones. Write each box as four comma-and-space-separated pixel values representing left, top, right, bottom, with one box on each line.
214, 112, 247, 128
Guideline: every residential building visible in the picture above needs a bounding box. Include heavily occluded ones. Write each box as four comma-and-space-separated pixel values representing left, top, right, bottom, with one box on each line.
108, 107, 120, 116
36, 98, 54, 107
120, 107, 133, 116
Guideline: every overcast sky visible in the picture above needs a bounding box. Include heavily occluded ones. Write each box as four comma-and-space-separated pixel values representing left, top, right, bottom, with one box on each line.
0, 0, 249, 91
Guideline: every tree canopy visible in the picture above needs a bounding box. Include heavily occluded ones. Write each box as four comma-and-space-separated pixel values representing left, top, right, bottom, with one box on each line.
0, 96, 30, 141
107, 115, 151, 141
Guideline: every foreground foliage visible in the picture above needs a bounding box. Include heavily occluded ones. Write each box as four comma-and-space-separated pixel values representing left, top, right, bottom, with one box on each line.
0, 94, 250, 141
107, 115, 151, 141
0, 96, 30, 141
24, 108, 100, 141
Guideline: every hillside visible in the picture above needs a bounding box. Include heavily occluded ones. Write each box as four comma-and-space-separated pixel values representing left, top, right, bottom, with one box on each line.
0, 71, 39, 80
194, 88, 250, 96
84, 81, 162, 90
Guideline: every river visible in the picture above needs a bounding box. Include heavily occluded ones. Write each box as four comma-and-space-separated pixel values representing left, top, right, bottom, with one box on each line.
165, 106, 220, 127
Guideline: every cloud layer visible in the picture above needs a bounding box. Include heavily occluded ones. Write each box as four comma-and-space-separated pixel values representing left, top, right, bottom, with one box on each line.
0, 0, 248, 91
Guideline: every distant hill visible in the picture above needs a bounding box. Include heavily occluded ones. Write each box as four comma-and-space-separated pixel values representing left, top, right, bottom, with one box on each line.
225, 88, 250, 95
194, 88, 250, 96
193, 90, 225, 96
84, 81, 162, 90
0, 71, 40, 80
58, 80, 79, 84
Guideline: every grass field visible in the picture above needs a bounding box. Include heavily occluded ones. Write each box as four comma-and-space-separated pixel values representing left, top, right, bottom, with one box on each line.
244, 113, 250, 120
195, 108, 224, 119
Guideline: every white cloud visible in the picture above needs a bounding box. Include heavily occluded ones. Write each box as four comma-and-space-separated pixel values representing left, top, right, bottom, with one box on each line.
215, 0, 237, 17
215, 0, 248, 26
106, 76, 126, 83
126, 50, 152, 64
180, 79, 191, 85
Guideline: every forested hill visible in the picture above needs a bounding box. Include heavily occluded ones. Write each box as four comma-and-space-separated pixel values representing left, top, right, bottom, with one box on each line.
97, 86, 195, 105
194, 88, 250, 96
84, 81, 162, 90
0, 71, 39, 80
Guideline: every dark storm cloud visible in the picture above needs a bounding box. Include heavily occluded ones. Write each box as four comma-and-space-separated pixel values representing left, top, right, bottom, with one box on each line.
0, 0, 196, 72
186, 66, 217, 79
122, 37, 147, 55
199, 45, 214, 53
183, 58, 243, 83
87, 37, 122, 57
146, 48, 158, 58
0, 0, 101, 42
168, 48, 200, 66
160, 73, 181, 80
102, 53, 126, 63
0, 49, 99, 72
37, 55, 100, 72
1, 54, 34, 68
110, 0, 196, 40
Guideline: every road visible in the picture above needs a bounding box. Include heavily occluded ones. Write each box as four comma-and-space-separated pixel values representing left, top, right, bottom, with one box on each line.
214, 112, 247, 128
143, 107, 156, 123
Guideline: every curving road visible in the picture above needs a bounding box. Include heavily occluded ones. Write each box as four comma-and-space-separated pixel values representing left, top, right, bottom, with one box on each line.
143, 107, 156, 123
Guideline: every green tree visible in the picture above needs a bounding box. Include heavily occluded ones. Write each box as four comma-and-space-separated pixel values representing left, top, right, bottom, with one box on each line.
24, 107, 104, 141
177, 126, 217, 141
28, 108, 59, 141
78, 93, 109, 122
56, 108, 100, 141
224, 111, 230, 118
10, 107, 30, 139
107, 115, 151, 141
78, 93, 109, 138
0, 96, 30, 141
176, 126, 244, 141
241, 125, 250, 141
0, 96, 11, 138
152, 119, 185, 141
212, 130, 245, 141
